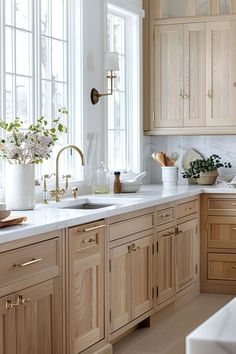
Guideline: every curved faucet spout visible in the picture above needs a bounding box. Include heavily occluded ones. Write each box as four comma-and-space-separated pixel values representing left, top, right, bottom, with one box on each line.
55, 144, 85, 199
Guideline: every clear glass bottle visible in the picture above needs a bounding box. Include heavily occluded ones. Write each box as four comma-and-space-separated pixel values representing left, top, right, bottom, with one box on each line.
94, 162, 110, 194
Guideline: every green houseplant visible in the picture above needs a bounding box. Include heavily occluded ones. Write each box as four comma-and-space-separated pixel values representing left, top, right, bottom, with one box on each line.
182, 154, 231, 185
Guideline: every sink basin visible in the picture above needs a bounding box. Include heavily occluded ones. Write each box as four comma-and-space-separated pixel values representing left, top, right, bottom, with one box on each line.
61, 203, 115, 210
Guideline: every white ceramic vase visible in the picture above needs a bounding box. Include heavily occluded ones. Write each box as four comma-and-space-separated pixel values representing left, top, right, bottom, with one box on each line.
161, 166, 178, 190
5, 164, 35, 210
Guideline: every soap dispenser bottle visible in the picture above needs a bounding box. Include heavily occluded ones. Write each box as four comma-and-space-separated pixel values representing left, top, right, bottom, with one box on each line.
94, 162, 110, 194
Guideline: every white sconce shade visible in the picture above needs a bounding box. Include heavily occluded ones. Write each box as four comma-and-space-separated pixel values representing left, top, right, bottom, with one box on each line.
104, 52, 119, 71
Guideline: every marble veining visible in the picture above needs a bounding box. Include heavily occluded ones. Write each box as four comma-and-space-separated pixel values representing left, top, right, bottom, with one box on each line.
186, 297, 236, 354
148, 136, 236, 184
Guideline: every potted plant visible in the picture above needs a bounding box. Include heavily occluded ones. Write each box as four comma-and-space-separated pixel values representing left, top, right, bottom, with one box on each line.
182, 154, 231, 185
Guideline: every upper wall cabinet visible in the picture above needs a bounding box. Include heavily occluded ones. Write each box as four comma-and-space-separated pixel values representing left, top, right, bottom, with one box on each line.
153, 0, 236, 18
154, 23, 206, 128
206, 21, 236, 126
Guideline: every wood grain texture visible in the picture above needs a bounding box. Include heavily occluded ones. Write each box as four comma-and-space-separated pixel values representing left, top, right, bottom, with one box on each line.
0, 294, 16, 354
68, 221, 105, 353
208, 253, 236, 280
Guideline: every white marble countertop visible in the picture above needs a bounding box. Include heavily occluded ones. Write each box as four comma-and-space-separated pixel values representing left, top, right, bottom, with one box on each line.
186, 297, 236, 354
0, 184, 235, 246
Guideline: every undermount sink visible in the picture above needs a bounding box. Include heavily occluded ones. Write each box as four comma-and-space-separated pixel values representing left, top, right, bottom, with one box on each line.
61, 203, 115, 210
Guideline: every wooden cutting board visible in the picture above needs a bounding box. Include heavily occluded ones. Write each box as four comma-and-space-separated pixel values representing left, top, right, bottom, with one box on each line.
0, 216, 27, 228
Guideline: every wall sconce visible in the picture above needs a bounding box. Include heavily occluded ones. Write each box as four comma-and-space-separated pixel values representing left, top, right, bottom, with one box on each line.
91, 52, 119, 105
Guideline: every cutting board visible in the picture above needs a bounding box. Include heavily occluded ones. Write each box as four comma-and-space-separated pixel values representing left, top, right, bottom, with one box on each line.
0, 216, 27, 228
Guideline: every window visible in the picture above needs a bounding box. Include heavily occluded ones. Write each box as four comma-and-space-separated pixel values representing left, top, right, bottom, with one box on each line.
107, 4, 140, 173
0, 0, 82, 190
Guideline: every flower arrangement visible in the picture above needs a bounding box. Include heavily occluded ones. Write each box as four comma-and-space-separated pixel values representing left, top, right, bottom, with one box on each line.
0, 108, 67, 164
182, 154, 231, 180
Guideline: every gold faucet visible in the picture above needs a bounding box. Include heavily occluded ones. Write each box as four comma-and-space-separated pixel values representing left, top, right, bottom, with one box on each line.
50, 144, 85, 202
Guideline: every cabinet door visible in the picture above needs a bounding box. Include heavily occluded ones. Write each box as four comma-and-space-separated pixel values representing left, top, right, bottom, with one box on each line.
183, 23, 206, 127
0, 294, 16, 354
16, 279, 62, 354
109, 243, 132, 332
131, 235, 153, 319
156, 229, 175, 305
68, 223, 105, 353
208, 216, 236, 249
176, 219, 198, 292
154, 24, 184, 128
206, 21, 236, 126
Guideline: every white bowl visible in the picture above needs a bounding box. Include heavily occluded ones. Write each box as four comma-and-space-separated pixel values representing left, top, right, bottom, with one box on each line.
121, 182, 142, 193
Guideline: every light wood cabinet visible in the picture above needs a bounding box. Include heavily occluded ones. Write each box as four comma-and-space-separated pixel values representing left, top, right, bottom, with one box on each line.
206, 21, 236, 126
109, 235, 153, 333
153, 22, 206, 130
67, 221, 105, 354
155, 227, 176, 305
201, 194, 236, 294
0, 234, 63, 354
176, 219, 199, 292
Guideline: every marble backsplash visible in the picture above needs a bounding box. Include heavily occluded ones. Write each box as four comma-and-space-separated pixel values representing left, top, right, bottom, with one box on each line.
147, 135, 236, 184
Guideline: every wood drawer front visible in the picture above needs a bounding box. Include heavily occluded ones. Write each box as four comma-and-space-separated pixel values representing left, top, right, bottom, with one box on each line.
208, 216, 236, 249
0, 239, 59, 291
109, 213, 154, 241
208, 199, 236, 211
177, 200, 197, 219
157, 207, 175, 225
208, 253, 236, 281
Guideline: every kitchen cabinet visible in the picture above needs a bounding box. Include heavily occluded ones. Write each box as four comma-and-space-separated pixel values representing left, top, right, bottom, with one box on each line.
153, 22, 205, 129
109, 234, 153, 333
0, 233, 63, 354
206, 21, 236, 126
67, 221, 105, 354
176, 218, 199, 292
201, 194, 236, 294
155, 227, 176, 305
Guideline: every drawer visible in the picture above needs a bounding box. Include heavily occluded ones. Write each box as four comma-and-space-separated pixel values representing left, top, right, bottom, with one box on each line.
69, 221, 105, 250
208, 198, 236, 211
109, 213, 154, 241
177, 199, 198, 219
157, 207, 175, 225
208, 253, 236, 281
0, 239, 59, 293
208, 216, 236, 249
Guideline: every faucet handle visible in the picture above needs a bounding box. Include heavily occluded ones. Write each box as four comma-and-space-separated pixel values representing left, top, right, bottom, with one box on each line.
71, 187, 78, 199
42, 173, 55, 204
62, 174, 72, 190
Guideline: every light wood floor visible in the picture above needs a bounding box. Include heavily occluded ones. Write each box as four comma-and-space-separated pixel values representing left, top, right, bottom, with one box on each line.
113, 294, 233, 354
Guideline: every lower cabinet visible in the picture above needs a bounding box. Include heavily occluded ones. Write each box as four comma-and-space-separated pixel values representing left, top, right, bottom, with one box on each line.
67, 221, 105, 354
155, 227, 176, 305
176, 219, 199, 292
109, 234, 153, 333
0, 234, 63, 354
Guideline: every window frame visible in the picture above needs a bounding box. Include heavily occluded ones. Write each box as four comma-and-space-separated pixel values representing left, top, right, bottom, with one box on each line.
106, 2, 141, 174
0, 0, 83, 195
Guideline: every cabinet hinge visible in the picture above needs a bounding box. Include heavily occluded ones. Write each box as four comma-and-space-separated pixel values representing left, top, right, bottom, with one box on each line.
110, 310, 111, 322
152, 243, 154, 255
156, 241, 159, 253
152, 112, 155, 122
109, 260, 111, 272
156, 286, 159, 297
195, 264, 198, 274
152, 287, 154, 299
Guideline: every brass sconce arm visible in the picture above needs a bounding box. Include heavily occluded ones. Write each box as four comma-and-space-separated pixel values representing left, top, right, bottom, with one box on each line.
91, 70, 117, 105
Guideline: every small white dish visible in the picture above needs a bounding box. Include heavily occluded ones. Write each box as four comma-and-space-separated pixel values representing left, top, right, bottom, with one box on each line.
0, 210, 11, 221
121, 182, 142, 193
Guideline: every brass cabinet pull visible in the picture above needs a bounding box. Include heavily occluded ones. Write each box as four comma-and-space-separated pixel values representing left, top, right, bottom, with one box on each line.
176, 227, 183, 235
128, 245, 132, 253
82, 238, 96, 244
5, 299, 19, 310
232, 203, 236, 206
17, 294, 30, 305
131, 243, 140, 252
13, 258, 43, 268
232, 228, 236, 231
83, 224, 105, 232
162, 231, 174, 237
161, 213, 171, 218
232, 265, 236, 269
